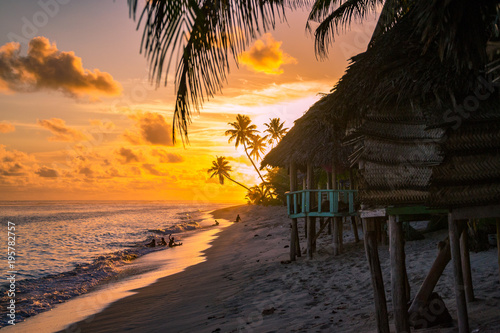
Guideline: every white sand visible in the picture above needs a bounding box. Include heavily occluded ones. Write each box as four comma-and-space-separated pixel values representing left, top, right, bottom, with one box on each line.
48, 205, 500, 332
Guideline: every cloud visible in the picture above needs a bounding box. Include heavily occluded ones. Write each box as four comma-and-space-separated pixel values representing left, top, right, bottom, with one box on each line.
152, 149, 184, 163
124, 112, 173, 146
0, 36, 122, 99
36, 166, 58, 177
142, 163, 168, 176
0, 121, 15, 133
116, 147, 141, 164
239, 33, 297, 75
0, 145, 34, 177
37, 118, 87, 142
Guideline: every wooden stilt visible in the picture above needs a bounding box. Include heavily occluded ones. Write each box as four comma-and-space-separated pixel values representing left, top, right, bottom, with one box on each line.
363, 217, 390, 333
460, 222, 474, 302
306, 163, 314, 259
389, 215, 410, 333
333, 217, 341, 256
352, 216, 360, 243
311, 217, 317, 253
328, 219, 332, 235
449, 214, 469, 333
295, 221, 301, 257
290, 162, 298, 261
339, 217, 344, 254
497, 218, 500, 284
307, 217, 314, 259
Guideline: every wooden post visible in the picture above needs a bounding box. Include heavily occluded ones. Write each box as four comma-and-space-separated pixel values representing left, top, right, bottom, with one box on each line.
338, 217, 343, 253
460, 222, 474, 302
389, 215, 410, 333
497, 218, 500, 284
290, 162, 298, 262
449, 215, 469, 333
363, 217, 390, 333
307, 163, 314, 259
333, 217, 341, 256
352, 216, 360, 243
409, 237, 451, 314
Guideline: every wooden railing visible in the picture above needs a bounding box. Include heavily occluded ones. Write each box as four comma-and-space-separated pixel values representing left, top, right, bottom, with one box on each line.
285, 189, 358, 218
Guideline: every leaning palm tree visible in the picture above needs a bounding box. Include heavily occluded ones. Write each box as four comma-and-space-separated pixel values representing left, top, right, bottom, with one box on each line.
264, 118, 288, 148
225, 114, 266, 185
248, 134, 268, 161
207, 156, 250, 191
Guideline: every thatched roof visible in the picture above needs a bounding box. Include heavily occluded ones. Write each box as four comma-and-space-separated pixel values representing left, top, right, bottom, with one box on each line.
261, 95, 350, 171
336, 4, 500, 209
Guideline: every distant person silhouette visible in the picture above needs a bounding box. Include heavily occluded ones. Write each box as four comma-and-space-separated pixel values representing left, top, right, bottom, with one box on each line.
214, 220, 219, 226
146, 239, 156, 247
235, 214, 241, 222
159, 237, 167, 246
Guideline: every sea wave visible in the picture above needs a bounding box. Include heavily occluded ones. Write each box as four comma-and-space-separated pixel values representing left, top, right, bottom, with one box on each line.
0, 238, 169, 327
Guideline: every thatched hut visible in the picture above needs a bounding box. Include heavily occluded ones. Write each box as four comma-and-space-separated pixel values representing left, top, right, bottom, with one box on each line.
327, 3, 500, 332
262, 94, 358, 261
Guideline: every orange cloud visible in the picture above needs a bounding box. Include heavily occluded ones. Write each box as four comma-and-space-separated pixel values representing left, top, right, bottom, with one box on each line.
0, 36, 122, 99
37, 118, 87, 142
0, 145, 35, 177
36, 166, 58, 177
0, 121, 15, 133
124, 112, 173, 146
116, 147, 142, 164
239, 33, 297, 74
152, 149, 184, 163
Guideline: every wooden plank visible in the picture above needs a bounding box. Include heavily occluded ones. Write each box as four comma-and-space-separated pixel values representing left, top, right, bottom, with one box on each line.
386, 206, 448, 215
363, 218, 390, 333
360, 209, 386, 218
389, 215, 410, 333
451, 204, 500, 220
449, 215, 470, 333
307, 163, 313, 259
460, 223, 474, 302
313, 218, 331, 244
339, 217, 344, 254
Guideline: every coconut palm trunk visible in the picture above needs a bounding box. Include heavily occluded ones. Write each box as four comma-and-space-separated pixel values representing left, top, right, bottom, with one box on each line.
243, 140, 268, 194
226, 176, 251, 191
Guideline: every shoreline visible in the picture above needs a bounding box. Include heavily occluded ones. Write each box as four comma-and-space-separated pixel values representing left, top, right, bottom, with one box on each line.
9, 204, 499, 332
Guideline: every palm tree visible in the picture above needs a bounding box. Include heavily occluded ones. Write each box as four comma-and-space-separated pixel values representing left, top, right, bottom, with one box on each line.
248, 135, 268, 161
264, 118, 288, 148
207, 156, 250, 191
225, 114, 266, 185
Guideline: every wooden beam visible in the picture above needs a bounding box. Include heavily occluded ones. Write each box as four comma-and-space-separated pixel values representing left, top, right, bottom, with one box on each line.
339, 217, 344, 253
449, 215, 469, 333
363, 218, 390, 333
389, 215, 410, 333
313, 218, 331, 244
460, 223, 474, 302
409, 237, 451, 315
352, 216, 360, 243
451, 204, 500, 220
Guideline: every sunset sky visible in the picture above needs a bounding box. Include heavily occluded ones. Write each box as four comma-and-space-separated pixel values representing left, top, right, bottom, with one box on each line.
0, 0, 376, 202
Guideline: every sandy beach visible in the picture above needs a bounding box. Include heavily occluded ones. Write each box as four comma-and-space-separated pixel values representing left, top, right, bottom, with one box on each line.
56, 205, 499, 333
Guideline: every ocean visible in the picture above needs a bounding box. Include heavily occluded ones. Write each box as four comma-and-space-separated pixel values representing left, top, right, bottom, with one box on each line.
0, 200, 230, 328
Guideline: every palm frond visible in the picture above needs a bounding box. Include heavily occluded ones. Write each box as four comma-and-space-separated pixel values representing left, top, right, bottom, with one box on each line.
128, 0, 311, 144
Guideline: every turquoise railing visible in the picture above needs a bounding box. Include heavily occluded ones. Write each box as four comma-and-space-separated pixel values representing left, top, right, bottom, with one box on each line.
285, 189, 358, 219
